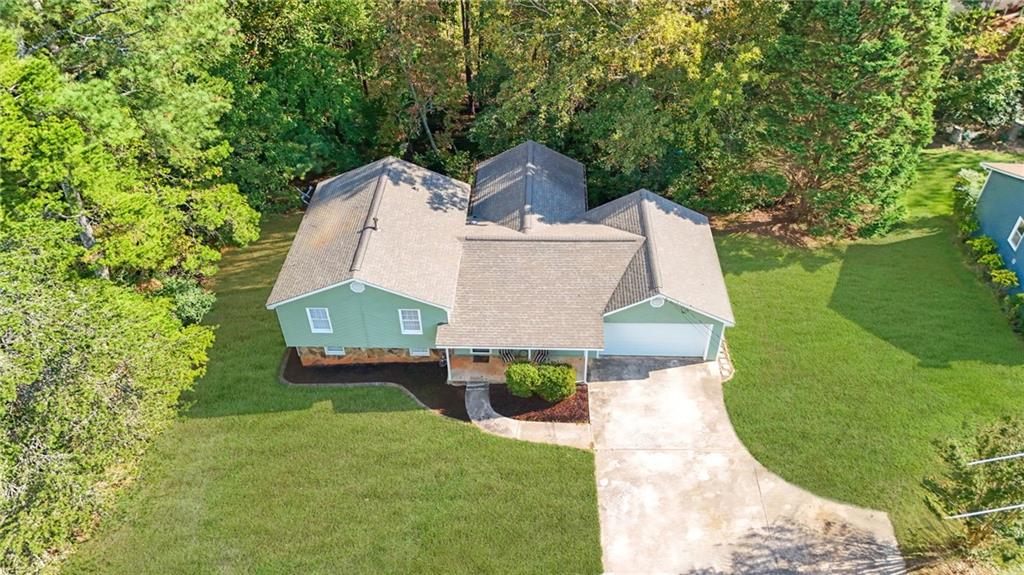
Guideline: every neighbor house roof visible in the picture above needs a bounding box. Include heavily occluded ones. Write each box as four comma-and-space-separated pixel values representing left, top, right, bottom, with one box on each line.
434, 235, 642, 349
469, 140, 587, 231
982, 162, 1024, 182
585, 189, 735, 325
265, 158, 470, 309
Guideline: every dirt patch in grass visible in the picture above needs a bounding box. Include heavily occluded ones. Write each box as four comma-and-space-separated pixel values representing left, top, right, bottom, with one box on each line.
488, 384, 590, 424
711, 206, 823, 249
281, 350, 469, 420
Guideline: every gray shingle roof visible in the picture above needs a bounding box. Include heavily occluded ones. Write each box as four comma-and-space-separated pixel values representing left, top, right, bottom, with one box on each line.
435, 236, 642, 349
266, 158, 470, 308
470, 141, 587, 231
585, 189, 735, 325
982, 162, 1024, 182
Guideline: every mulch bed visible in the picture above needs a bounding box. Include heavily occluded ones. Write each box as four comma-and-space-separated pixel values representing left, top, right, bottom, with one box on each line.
281, 349, 469, 421
281, 350, 590, 424
488, 384, 590, 424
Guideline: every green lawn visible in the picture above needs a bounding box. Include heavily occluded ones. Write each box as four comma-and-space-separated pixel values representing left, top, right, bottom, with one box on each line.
63, 215, 602, 574
721, 147, 1024, 553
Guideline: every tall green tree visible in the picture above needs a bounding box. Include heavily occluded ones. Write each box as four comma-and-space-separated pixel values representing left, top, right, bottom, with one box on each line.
757, 0, 947, 236
470, 0, 782, 209
4, 1, 259, 279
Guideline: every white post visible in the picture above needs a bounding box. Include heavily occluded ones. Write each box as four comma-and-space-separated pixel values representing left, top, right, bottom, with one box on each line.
527, 349, 532, 361
444, 348, 452, 382
583, 350, 589, 383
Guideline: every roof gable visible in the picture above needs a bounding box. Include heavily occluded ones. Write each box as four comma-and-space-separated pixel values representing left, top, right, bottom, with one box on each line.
266, 158, 470, 309
470, 141, 588, 231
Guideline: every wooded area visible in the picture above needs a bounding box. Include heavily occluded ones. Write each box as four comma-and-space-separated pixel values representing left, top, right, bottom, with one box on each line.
2, 0, 1023, 571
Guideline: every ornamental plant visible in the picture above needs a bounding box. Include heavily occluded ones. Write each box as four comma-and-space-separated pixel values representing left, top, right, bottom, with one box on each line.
536, 364, 577, 403
505, 362, 540, 398
989, 269, 1020, 291
967, 236, 998, 256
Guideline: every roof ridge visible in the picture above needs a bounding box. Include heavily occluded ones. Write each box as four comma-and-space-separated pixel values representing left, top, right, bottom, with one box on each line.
523, 140, 535, 231
349, 158, 391, 272
637, 189, 663, 291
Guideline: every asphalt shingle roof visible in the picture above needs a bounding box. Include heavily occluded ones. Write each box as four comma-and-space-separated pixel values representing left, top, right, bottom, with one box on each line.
585, 189, 735, 324
265, 158, 470, 308
470, 141, 587, 231
435, 236, 642, 349
983, 162, 1024, 182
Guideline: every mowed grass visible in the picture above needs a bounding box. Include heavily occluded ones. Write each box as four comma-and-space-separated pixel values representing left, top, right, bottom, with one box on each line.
64, 214, 602, 574
721, 148, 1024, 553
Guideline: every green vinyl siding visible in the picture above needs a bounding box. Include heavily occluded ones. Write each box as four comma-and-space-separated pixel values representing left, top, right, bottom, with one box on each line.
604, 299, 725, 360
272, 283, 447, 349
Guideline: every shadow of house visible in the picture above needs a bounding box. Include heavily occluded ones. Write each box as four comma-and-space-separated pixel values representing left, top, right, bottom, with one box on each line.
715, 232, 843, 277
829, 225, 1024, 368
682, 519, 906, 575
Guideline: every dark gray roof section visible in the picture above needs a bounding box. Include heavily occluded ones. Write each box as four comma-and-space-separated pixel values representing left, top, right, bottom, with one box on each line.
585, 190, 735, 325
266, 158, 470, 308
470, 141, 587, 231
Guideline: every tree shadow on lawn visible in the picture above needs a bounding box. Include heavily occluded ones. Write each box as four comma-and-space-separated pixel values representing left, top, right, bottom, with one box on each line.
715, 232, 844, 276
828, 217, 1024, 368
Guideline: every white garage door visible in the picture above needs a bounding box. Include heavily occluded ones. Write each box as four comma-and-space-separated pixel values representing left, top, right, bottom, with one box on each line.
602, 323, 712, 357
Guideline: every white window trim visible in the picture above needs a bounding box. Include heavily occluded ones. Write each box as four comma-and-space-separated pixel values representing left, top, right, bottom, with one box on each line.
409, 347, 430, 357
469, 348, 490, 355
324, 346, 345, 356
398, 309, 423, 335
1008, 216, 1024, 251
306, 307, 333, 334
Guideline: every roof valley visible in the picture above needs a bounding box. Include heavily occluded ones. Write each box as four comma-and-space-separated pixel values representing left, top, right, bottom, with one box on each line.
349, 159, 391, 272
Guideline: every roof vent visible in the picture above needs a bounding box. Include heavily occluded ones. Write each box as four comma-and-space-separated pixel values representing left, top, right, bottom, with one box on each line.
650, 296, 666, 308
350, 281, 366, 294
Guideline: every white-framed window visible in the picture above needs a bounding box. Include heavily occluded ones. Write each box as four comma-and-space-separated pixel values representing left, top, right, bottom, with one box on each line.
470, 348, 490, 355
324, 346, 345, 356
1009, 216, 1024, 251
398, 309, 422, 334
409, 347, 430, 357
306, 307, 333, 333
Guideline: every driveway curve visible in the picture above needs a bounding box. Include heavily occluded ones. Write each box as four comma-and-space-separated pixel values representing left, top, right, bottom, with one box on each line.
588, 358, 905, 575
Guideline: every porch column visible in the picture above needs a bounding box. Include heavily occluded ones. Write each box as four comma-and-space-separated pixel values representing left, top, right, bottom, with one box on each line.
527, 349, 532, 361
583, 350, 589, 383
444, 348, 452, 382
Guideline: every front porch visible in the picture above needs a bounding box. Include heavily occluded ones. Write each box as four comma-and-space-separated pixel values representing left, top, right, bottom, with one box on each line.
445, 349, 593, 384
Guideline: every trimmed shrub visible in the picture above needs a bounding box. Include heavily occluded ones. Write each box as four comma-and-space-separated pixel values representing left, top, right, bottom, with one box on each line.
505, 362, 539, 398
967, 235, 998, 256
536, 363, 577, 403
977, 253, 1005, 270
989, 268, 1020, 291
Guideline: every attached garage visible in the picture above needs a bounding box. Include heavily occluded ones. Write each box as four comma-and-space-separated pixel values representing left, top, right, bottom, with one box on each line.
602, 322, 712, 358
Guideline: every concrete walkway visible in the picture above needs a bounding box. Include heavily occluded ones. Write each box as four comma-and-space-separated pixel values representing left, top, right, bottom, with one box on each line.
589, 360, 905, 575
464, 384, 593, 449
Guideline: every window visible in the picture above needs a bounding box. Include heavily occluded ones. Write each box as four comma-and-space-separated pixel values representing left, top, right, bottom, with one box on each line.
409, 347, 430, 357
324, 346, 345, 356
470, 348, 490, 355
1009, 216, 1024, 251
398, 309, 422, 334
306, 307, 332, 333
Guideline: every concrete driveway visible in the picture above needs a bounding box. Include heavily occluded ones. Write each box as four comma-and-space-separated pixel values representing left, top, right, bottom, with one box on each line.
588, 358, 905, 575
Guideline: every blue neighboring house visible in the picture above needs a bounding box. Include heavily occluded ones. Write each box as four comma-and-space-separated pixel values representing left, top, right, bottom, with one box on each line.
977, 162, 1024, 291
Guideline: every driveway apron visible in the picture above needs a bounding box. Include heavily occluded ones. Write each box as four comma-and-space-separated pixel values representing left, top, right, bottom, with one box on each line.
588, 359, 905, 575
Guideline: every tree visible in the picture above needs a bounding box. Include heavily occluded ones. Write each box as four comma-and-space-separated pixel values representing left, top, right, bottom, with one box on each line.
757, 0, 948, 236
1, 8, 259, 280
470, 0, 782, 208
924, 417, 1024, 567
0, 232, 213, 573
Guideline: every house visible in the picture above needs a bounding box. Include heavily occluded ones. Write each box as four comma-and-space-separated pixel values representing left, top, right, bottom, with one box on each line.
266, 142, 734, 384
978, 163, 1024, 289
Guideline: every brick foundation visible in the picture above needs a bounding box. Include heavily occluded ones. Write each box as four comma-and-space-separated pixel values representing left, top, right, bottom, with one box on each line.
296, 346, 441, 367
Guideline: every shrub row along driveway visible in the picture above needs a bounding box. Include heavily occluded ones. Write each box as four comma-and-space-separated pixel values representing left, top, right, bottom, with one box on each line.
589, 358, 904, 574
